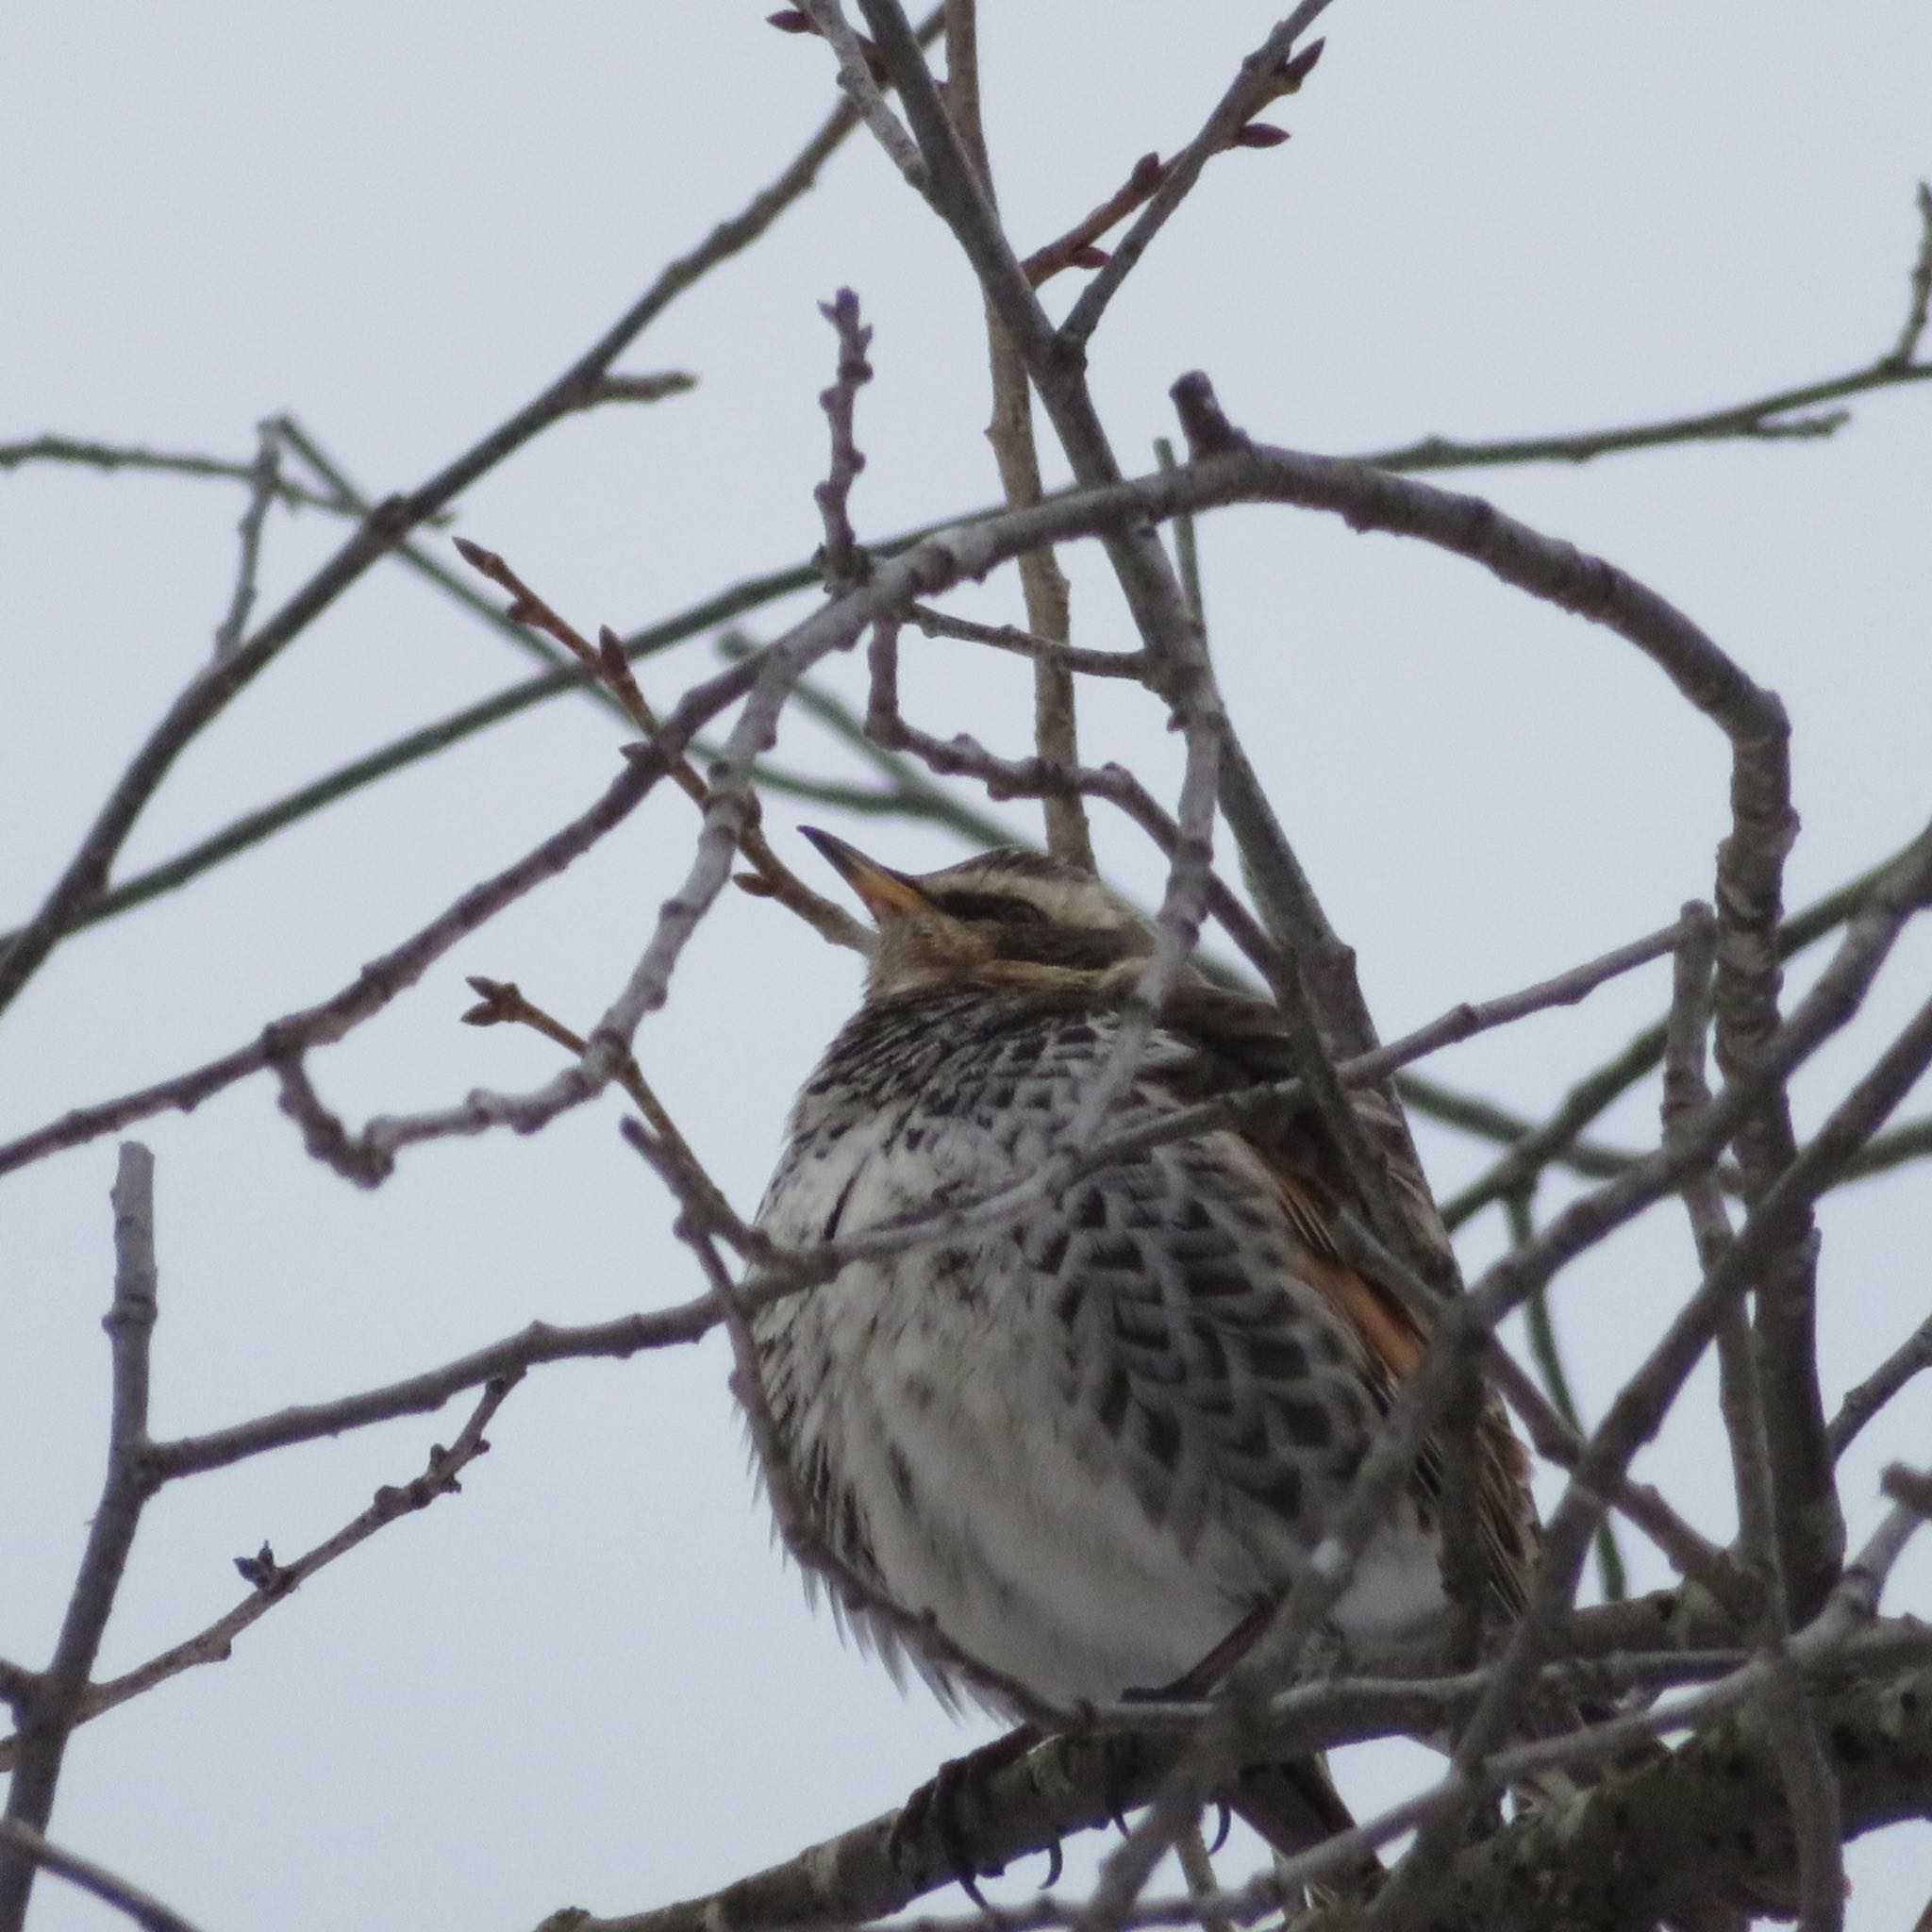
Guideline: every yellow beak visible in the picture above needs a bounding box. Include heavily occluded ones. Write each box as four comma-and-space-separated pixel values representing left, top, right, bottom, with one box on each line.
800, 826, 933, 922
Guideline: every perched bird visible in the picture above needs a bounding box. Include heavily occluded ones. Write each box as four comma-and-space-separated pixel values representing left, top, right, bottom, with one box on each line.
749, 832, 1536, 1868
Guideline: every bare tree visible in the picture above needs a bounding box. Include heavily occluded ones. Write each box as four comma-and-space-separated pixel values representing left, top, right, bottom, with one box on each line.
3, 9, 1931, 1931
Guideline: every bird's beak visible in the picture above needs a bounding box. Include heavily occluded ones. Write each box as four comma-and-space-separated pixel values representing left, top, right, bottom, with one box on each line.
800, 827, 933, 923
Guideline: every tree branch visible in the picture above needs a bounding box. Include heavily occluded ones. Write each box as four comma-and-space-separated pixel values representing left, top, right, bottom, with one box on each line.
0, 1821, 206, 1932
0, 1375, 515, 1772
0, 1146, 161, 1930
0, 42, 877, 1022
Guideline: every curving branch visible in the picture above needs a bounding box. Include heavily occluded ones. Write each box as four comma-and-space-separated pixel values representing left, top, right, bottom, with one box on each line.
0, 1820, 206, 1932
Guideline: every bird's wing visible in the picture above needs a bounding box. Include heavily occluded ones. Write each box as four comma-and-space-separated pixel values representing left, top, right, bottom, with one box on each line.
1131, 982, 1539, 1623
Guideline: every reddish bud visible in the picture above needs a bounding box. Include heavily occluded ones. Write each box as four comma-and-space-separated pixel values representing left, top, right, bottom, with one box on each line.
1276, 38, 1324, 91
1232, 122, 1291, 149
767, 10, 815, 34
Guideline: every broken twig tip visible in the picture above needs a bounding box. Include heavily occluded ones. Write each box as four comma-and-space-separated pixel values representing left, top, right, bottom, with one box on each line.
1170, 372, 1248, 458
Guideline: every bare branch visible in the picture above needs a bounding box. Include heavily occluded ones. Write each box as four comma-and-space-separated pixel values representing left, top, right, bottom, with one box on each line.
909, 602, 1151, 678
208, 418, 283, 660
1367, 184, 1932, 475
812, 287, 875, 589
0, 431, 356, 514
1153, 437, 1206, 629
1058, 9, 1332, 347
163, 879, 1718, 1540
1504, 1192, 1628, 1602
1829, 1308, 1932, 1460
1019, 149, 1166, 288
0, 1665, 32, 1716
1441, 825, 1930, 1226
793, 0, 930, 193
0, 1821, 206, 1932
1882, 180, 1932, 370
0, 516, 1003, 958
147, 1308, 712, 1485
7, 441, 1920, 1188
534, 1619, 1932, 1932
1336, 1204, 1738, 1608
941, 6, 1095, 869
573, 370, 697, 408
1658, 906, 1848, 1932
0, 1377, 516, 1770
450, 538, 866, 950
0, 1146, 161, 1929
1359, 362, 1927, 475
644, 1171, 1052, 1720
0, 42, 877, 1022
1363, 955, 1931, 1927
1442, 1018, 1678, 1231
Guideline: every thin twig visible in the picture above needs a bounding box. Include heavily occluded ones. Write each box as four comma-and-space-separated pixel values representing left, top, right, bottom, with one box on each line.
0, 38, 879, 1022
1172, 1824, 1235, 1932
1, 451, 1915, 1184
1188, 839, 1932, 1921
1019, 150, 1167, 287
1441, 826, 1928, 1228
1366, 990, 1932, 1928
0, 529, 1002, 958
908, 603, 1151, 678
0, 1376, 517, 1770
794, 0, 930, 193
0, 433, 357, 513
23, 356, 1924, 979
573, 370, 697, 408
561, 1604, 1932, 1932
1828, 1308, 1932, 1460
942, 1, 1094, 869
813, 288, 874, 590
637, 1152, 1053, 1719
0, 1146, 161, 1929
1881, 180, 1932, 370
1336, 1204, 1734, 1608
451, 538, 866, 950
1153, 438, 1205, 630
1357, 360, 1928, 474
208, 419, 283, 660
272, 415, 611, 701
1058, 9, 1331, 348
1657, 907, 1848, 1932
1504, 1191, 1628, 1603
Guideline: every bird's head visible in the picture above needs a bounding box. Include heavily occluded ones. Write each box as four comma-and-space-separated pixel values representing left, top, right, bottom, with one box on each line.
801, 828, 1157, 1000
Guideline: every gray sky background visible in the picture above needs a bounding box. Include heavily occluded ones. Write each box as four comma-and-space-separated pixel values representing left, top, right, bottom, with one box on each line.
3, 7, 1930, 1928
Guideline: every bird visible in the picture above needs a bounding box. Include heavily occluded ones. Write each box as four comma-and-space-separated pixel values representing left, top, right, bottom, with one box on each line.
747, 830, 1538, 1876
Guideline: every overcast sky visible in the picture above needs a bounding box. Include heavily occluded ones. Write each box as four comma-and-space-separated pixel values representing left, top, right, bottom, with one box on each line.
4, 7, 1930, 1929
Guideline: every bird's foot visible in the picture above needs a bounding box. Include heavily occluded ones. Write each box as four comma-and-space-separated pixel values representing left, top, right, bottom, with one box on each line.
891, 1723, 1050, 1907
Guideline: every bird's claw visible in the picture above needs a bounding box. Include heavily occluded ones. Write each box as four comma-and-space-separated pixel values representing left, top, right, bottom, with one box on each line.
891, 1725, 1044, 1907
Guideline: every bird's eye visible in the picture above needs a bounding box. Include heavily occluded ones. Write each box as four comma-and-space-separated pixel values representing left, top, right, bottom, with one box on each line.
933, 890, 1046, 924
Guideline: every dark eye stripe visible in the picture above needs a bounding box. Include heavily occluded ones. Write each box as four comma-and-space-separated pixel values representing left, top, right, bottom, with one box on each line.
930, 889, 1047, 923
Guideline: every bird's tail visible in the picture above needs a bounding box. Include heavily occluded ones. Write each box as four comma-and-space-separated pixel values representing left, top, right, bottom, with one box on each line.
1226, 1754, 1383, 1906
